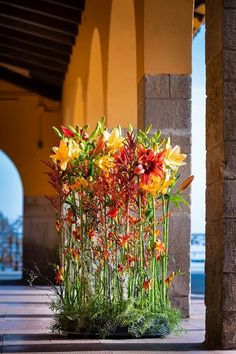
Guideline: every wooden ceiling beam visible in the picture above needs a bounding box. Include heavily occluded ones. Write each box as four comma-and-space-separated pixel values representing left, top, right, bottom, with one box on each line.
0, 16, 75, 45
0, 65, 61, 101
0, 3, 79, 35
0, 0, 82, 23
0, 45, 67, 72
0, 35, 69, 64
0, 55, 65, 82
41, 0, 85, 11
0, 27, 72, 54
29, 71, 63, 86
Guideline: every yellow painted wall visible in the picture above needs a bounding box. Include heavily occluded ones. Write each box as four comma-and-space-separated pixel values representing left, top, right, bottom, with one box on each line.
62, 0, 112, 131
107, 0, 137, 128
0, 80, 61, 196
63, 0, 193, 131
0, 0, 193, 197
143, 0, 193, 75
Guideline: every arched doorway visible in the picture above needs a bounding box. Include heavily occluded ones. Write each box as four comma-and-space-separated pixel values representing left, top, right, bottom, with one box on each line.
0, 150, 23, 280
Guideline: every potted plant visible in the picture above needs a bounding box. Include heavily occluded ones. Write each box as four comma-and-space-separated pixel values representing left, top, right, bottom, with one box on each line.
45, 118, 193, 338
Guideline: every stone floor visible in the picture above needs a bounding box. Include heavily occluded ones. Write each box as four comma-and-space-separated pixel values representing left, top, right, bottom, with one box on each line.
0, 286, 233, 354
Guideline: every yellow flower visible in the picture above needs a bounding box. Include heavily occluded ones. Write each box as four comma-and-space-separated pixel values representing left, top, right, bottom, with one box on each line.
141, 175, 172, 196
50, 139, 70, 171
70, 177, 88, 190
96, 155, 115, 174
50, 139, 80, 171
68, 139, 80, 160
165, 140, 186, 171
107, 128, 124, 152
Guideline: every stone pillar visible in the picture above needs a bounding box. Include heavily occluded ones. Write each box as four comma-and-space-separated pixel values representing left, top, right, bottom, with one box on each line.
205, 0, 236, 349
138, 74, 191, 317
23, 196, 58, 282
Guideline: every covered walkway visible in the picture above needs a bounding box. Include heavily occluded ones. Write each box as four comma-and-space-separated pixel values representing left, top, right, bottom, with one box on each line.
0, 286, 227, 354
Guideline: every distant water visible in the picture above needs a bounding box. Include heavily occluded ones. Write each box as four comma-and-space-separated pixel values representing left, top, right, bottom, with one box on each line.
191, 233, 205, 294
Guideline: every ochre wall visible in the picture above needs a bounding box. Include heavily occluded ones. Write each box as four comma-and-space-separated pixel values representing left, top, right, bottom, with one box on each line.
0, 80, 61, 196
0, 0, 193, 196
143, 0, 193, 75
63, 0, 193, 130
62, 0, 112, 130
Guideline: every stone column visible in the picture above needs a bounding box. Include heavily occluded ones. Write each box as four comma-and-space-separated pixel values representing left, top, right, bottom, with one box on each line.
23, 196, 58, 282
205, 0, 236, 349
138, 74, 191, 317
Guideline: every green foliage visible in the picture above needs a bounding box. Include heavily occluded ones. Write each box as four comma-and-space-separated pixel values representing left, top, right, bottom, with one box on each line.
49, 292, 183, 338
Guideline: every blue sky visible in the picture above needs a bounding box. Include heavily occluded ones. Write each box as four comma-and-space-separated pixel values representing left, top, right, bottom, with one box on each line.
0, 26, 206, 233
191, 26, 206, 233
0, 150, 23, 223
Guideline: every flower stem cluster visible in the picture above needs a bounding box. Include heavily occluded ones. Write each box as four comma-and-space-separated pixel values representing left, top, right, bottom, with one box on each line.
46, 119, 193, 336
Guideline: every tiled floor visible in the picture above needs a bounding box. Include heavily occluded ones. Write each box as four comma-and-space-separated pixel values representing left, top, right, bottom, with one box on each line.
0, 286, 232, 353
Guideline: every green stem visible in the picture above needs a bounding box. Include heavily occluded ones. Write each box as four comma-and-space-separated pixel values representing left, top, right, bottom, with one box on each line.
151, 196, 156, 311
138, 178, 144, 306
162, 195, 170, 305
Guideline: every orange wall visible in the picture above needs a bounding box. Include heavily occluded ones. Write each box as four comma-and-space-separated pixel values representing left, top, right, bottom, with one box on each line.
63, 0, 193, 130
143, 0, 193, 75
0, 81, 61, 196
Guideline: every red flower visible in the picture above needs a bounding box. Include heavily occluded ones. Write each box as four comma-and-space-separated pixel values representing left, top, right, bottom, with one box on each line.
118, 234, 130, 247
55, 267, 64, 284
143, 279, 152, 290
72, 230, 81, 241
108, 207, 119, 218
118, 263, 124, 272
103, 250, 109, 260
133, 164, 144, 175
65, 209, 74, 225
92, 136, 105, 155
55, 219, 62, 232
136, 146, 166, 184
61, 126, 74, 137
126, 254, 136, 267
164, 272, 175, 287
88, 229, 95, 239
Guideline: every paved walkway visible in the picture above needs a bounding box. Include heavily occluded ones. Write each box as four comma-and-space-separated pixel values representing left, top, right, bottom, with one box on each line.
0, 286, 232, 353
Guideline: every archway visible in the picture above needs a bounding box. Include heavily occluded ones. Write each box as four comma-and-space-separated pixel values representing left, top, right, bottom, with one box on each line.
86, 28, 104, 129
107, 0, 137, 128
0, 150, 23, 280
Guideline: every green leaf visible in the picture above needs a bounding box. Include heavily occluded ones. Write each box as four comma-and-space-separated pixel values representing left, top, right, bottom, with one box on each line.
144, 124, 152, 135
153, 130, 161, 141
169, 194, 189, 210
128, 123, 133, 132
89, 122, 100, 141
83, 124, 89, 131
145, 208, 154, 221
52, 126, 62, 138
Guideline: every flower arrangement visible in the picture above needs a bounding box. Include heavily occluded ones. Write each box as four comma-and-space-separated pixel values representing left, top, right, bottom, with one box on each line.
45, 118, 193, 338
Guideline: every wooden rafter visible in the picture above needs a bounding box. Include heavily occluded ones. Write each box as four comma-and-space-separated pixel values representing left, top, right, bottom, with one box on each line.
0, 27, 72, 54
0, 17, 75, 45
0, 65, 62, 100
0, 35, 70, 64
0, 0, 82, 23
0, 3, 80, 35
0, 0, 86, 100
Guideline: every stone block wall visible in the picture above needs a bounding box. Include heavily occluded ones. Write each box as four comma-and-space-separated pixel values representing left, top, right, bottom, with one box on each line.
205, 0, 236, 349
23, 196, 58, 282
138, 74, 191, 317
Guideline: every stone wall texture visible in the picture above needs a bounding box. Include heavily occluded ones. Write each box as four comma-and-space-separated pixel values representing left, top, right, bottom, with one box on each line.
23, 196, 58, 282
138, 74, 191, 317
206, 0, 236, 349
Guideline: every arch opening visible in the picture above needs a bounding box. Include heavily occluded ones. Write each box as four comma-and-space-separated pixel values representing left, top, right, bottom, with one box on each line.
0, 150, 23, 280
